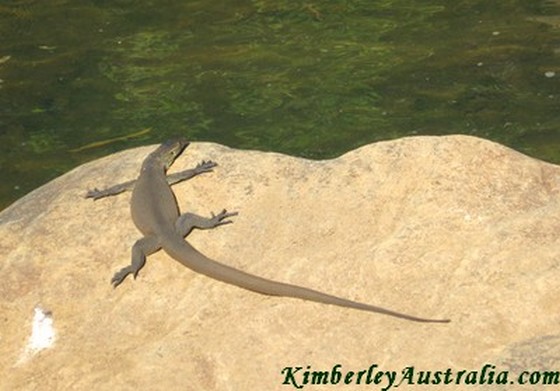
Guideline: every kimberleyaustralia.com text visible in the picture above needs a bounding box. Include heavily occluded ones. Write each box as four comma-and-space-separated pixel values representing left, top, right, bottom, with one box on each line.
281, 363, 559, 390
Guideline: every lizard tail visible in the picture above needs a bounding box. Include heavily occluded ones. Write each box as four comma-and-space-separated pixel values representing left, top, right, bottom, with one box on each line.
160, 233, 450, 324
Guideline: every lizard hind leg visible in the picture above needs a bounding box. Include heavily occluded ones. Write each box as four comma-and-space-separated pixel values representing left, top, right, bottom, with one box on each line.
175, 209, 238, 238
111, 236, 161, 288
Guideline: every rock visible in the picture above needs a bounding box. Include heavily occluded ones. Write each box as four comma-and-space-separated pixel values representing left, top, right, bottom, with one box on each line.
0, 135, 559, 390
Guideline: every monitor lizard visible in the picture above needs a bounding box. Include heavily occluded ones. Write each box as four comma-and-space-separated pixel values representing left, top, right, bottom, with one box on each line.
88, 138, 450, 323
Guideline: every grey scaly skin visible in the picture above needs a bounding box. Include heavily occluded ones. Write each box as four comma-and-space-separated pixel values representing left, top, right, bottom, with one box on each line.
89, 138, 450, 323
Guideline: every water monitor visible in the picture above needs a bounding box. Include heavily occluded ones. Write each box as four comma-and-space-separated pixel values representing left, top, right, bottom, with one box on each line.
88, 138, 450, 323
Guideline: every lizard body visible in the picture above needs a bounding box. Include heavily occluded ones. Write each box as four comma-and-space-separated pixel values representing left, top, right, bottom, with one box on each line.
90, 138, 449, 323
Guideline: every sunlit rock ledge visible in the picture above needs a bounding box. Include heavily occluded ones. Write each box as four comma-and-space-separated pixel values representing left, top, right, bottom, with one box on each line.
1, 135, 559, 390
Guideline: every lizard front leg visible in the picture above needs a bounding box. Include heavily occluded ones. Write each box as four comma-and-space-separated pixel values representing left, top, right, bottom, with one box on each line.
111, 235, 160, 288
87, 160, 217, 200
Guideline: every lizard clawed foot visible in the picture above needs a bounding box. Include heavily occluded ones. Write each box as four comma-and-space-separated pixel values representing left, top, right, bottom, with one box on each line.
85, 188, 103, 200
194, 160, 217, 175
111, 267, 133, 288
209, 209, 238, 227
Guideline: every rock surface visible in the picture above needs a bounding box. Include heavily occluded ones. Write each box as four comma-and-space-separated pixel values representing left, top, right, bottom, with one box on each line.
0, 135, 559, 390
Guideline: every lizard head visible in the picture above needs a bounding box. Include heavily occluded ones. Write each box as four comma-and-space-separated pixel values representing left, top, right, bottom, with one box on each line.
153, 137, 190, 170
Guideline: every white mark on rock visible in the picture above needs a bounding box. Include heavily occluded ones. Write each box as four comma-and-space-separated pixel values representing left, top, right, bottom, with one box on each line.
16, 307, 56, 365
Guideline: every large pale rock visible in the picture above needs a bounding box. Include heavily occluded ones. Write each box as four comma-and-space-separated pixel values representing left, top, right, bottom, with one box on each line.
0, 135, 559, 390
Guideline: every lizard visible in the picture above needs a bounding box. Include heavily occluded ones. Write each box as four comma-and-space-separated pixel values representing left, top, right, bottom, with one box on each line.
88, 138, 450, 323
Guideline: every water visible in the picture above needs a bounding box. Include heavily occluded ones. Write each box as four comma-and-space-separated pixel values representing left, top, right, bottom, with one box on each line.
1, 0, 559, 210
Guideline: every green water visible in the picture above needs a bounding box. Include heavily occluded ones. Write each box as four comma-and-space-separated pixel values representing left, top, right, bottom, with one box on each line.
1, 0, 559, 210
